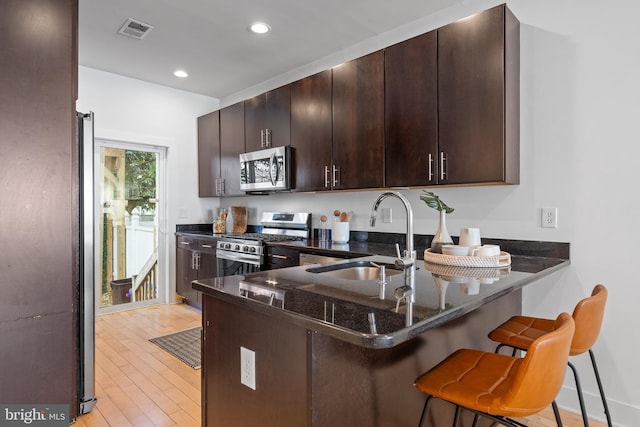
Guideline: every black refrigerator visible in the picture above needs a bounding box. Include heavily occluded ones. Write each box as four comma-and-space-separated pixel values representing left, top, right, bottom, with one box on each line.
77, 111, 98, 415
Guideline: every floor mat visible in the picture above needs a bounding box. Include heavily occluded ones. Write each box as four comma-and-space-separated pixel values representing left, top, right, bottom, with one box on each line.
149, 326, 202, 369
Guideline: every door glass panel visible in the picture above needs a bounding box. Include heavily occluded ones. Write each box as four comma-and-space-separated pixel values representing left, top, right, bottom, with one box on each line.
98, 146, 159, 309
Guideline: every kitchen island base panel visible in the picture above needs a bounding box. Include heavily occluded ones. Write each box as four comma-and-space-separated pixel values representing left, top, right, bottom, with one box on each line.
202, 295, 309, 427
202, 290, 520, 427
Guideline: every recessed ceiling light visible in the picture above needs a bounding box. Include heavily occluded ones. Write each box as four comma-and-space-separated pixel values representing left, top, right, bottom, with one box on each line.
174, 70, 188, 78
249, 22, 270, 34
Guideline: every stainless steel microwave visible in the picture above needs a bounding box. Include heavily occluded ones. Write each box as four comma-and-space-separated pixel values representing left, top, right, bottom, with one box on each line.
239, 146, 292, 192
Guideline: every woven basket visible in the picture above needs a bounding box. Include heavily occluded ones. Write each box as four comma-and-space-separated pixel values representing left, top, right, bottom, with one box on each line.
423, 248, 511, 268
423, 261, 511, 279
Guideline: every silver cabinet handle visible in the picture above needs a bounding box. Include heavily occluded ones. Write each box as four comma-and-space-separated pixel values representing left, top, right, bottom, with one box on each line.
215, 178, 225, 195
428, 153, 434, 182
260, 129, 265, 148
324, 166, 330, 188
266, 129, 272, 147
202, 244, 212, 248
440, 152, 447, 180
180, 241, 190, 245
271, 254, 288, 259
332, 164, 339, 187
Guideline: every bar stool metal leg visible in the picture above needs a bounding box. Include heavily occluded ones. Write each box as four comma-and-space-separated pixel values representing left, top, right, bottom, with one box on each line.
568, 361, 590, 427
418, 395, 433, 427
589, 349, 613, 427
452, 405, 460, 427
552, 401, 564, 427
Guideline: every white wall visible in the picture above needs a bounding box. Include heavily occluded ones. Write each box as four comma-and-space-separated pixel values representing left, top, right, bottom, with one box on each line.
78, 0, 640, 422
76, 66, 220, 304
219, 0, 639, 424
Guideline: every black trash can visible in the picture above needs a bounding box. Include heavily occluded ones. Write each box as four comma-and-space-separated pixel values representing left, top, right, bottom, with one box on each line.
111, 278, 132, 304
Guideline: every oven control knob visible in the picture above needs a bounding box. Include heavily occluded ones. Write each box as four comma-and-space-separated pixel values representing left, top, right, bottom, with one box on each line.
234, 244, 240, 251
242, 246, 249, 252
249, 247, 256, 253
224, 243, 231, 249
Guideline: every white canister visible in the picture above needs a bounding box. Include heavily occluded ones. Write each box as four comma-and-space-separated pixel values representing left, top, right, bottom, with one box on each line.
332, 222, 350, 243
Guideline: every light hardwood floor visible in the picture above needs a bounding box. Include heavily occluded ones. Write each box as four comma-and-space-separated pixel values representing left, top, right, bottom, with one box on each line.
74, 303, 606, 427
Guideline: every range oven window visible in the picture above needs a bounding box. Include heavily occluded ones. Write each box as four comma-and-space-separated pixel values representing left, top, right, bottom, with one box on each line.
216, 249, 261, 277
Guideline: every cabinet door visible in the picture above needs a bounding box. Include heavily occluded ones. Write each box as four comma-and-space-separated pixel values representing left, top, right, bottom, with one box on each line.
385, 31, 438, 187
438, 4, 519, 185
290, 70, 333, 192
219, 102, 245, 196
197, 111, 221, 197
176, 238, 199, 305
245, 85, 291, 151
332, 51, 385, 190
265, 85, 291, 148
244, 93, 267, 152
198, 239, 218, 281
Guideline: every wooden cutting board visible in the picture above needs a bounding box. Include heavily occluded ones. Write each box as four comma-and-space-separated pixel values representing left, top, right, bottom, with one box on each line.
231, 206, 247, 234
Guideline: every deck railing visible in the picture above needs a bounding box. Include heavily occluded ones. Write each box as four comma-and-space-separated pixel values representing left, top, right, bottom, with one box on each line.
132, 248, 158, 302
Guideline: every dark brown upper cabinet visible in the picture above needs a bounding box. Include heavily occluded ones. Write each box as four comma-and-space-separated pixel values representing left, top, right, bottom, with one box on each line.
332, 51, 385, 190
245, 85, 291, 152
197, 110, 220, 197
197, 4, 519, 195
437, 4, 520, 185
385, 31, 438, 187
198, 103, 245, 197
219, 102, 246, 196
290, 70, 333, 192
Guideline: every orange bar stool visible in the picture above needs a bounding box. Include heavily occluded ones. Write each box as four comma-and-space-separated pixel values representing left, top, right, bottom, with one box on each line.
488, 285, 612, 427
414, 312, 574, 427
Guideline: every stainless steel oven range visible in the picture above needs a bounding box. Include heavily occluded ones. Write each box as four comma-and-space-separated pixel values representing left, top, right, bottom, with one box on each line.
216, 212, 311, 276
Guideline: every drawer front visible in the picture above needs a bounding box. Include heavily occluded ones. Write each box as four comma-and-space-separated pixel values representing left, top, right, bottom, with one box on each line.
177, 235, 198, 249
265, 245, 300, 269
197, 237, 218, 254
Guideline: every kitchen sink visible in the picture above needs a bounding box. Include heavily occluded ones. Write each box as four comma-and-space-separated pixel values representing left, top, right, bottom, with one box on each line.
306, 260, 403, 281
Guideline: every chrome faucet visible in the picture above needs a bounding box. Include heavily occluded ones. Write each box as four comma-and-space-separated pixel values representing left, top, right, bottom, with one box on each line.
369, 261, 387, 299
369, 191, 416, 324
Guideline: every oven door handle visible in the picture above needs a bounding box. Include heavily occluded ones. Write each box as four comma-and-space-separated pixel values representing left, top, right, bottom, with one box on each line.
216, 249, 262, 266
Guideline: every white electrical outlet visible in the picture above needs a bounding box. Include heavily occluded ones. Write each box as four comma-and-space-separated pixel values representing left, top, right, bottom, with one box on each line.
381, 207, 392, 223
541, 207, 558, 228
240, 346, 256, 390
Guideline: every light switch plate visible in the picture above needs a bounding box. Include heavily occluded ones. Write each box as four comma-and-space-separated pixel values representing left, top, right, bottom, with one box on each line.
240, 346, 256, 390
381, 207, 392, 223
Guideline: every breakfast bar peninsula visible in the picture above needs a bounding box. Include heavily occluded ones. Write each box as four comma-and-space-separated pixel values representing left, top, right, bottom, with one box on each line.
193, 251, 568, 427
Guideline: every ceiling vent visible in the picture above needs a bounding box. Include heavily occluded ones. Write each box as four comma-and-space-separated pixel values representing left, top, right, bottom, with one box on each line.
118, 18, 154, 40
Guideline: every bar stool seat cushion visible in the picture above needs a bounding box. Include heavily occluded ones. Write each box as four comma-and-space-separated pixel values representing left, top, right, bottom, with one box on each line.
488, 316, 556, 350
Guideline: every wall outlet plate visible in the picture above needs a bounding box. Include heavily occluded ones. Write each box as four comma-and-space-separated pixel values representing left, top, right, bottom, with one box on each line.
240, 346, 256, 390
541, 207, 557, 228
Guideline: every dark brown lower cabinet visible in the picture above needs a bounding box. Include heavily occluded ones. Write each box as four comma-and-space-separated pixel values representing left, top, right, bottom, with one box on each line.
176, 236, 217, 309
201, 290, 520, 427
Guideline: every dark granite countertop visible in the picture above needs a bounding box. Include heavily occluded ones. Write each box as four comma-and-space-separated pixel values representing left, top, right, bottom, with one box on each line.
193, 253, 569, 349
